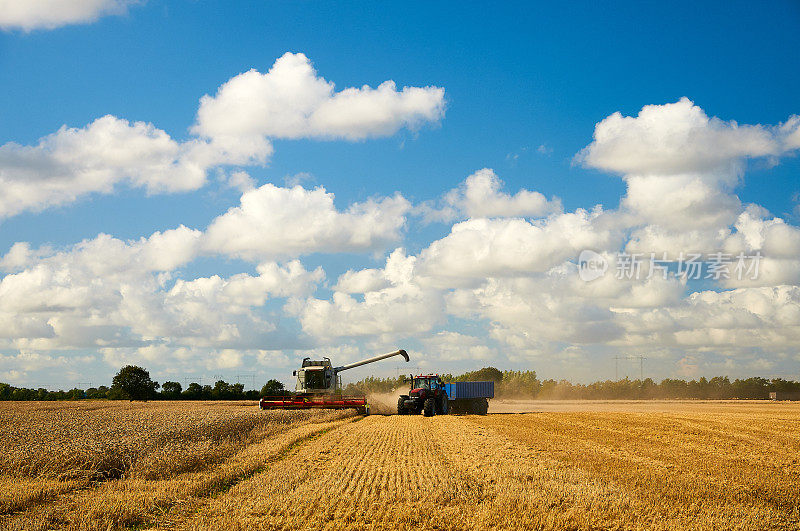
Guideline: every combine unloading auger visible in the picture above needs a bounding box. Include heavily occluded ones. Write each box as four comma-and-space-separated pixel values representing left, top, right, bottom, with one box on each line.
259, 349, 409, 414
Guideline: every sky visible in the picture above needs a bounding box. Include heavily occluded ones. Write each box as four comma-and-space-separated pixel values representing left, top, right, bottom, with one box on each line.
0, 0, 799, 390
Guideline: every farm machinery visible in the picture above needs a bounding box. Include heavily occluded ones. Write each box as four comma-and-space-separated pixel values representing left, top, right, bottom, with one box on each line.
397, 374, 493, 416
259, 349, 409, 414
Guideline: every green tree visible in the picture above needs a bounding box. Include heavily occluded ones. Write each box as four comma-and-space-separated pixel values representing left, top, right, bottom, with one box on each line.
212, 380, 232, 400
161, 381, 182, 399
231, 383, 245, 399
111, 365, 159, 401
261, 379, 286, 396
182, 382, 203, 400
457, 367, 503, 383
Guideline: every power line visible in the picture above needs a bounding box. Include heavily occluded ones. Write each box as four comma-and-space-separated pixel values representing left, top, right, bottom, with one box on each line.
613, 356, 648, 380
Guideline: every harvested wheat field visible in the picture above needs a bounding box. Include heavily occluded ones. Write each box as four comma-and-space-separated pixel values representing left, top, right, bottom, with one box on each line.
2, 401, 799, 530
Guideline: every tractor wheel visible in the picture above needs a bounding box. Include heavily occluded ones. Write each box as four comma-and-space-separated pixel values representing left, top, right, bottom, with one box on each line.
480, 398, 489, 415
423, 397, 436, 417
397, 397, 407, 415
471, 399, 481, 414
437, 395, 449, 415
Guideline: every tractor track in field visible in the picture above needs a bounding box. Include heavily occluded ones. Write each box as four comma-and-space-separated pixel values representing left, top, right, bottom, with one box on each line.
160, 414, 591, 531
6, 404, 800, 530
145, 416, 361, 530
2, 416, 358, 531
158, 414, 479, 530
157, 411, 800, 531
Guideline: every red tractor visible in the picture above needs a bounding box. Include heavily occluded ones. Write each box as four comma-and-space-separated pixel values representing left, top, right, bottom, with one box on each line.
397, 374, 449, 417
397, 374, 493, 416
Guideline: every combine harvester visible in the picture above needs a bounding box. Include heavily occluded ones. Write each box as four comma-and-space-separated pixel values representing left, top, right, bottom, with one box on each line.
259, 349, 409, 414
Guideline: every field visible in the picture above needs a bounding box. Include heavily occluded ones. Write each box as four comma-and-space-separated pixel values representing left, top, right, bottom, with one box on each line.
1, 400, 799, 530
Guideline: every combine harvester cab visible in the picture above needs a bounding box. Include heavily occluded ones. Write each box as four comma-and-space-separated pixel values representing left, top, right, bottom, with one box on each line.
397, 375, 493, 416
259, 349, 409, 414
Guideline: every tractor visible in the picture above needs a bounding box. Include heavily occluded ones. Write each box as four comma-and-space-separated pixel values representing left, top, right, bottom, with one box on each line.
397, 374, 449, 417
397, 374, 493, 416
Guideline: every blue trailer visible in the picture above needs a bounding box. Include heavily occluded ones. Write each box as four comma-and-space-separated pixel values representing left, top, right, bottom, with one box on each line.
444, 381, 493, 414
397, 374, 493, 416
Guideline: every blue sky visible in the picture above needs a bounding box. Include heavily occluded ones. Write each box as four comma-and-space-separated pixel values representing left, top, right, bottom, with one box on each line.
1, 1, 799, 389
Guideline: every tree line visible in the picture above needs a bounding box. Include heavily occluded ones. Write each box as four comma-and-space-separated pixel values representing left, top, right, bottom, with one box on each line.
3, 365, 800, 401
0, 365, 290, 401
345, 367, 800, 400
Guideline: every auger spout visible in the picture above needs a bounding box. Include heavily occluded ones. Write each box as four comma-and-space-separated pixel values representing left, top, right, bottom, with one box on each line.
335, 349, 409, 373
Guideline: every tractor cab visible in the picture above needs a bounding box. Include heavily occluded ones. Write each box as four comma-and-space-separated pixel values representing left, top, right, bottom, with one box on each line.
411, 375, 444, 392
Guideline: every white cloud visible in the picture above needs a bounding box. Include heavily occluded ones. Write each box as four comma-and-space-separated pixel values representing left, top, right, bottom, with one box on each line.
0, 53, 440, 219
422, 331, 496, 361
334, 268, 390, 294
192, 52, 445, 146
167, 260, 323, 313
622, 173, 741, 231
210, 349, 244, 370
203, 183, 411, 260
0, 115, 266, 219
725, 206, 800, 258
420, 168, 561, 222
3, 98, 800, 380
577, 97, 800, 176
579, 100, 800, 269
0, 0, 141, 31
293, 249, 444, 341
417, 208, 619, 284
0, 226, 323, 353
224, 170, 257, 193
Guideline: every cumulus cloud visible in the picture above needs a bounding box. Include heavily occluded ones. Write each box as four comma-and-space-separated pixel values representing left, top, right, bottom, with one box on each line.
293, 249, 444, 341
417, 208, 619, 284
577, 97, 800, 176
287, 99, 800, 369
615, 286, 800, 351
419, 168, 561, 222
204, 183, 411, 260
334, 268, 390, 294
579, 99, 800, 265
0, 227, 322, 355
0, 0, 141, 31
192, 52, 445, 146
0, 53, 442, 219
422, 331, 496, 361
0, 115, 266, 219
3, 98, 800, 382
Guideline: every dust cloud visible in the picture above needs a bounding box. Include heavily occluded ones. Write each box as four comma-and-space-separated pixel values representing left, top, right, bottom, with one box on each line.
366, 389, 403, 415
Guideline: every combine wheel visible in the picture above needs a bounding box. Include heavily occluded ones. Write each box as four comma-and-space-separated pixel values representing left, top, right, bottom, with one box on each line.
397, 397, 407, 415
423, 397, 436, 417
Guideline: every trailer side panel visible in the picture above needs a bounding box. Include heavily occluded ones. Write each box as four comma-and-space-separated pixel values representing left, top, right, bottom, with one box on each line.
445, 381, 494, 400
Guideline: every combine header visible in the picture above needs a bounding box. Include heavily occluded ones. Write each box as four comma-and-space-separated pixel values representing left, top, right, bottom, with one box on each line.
259, 349, 409, 414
